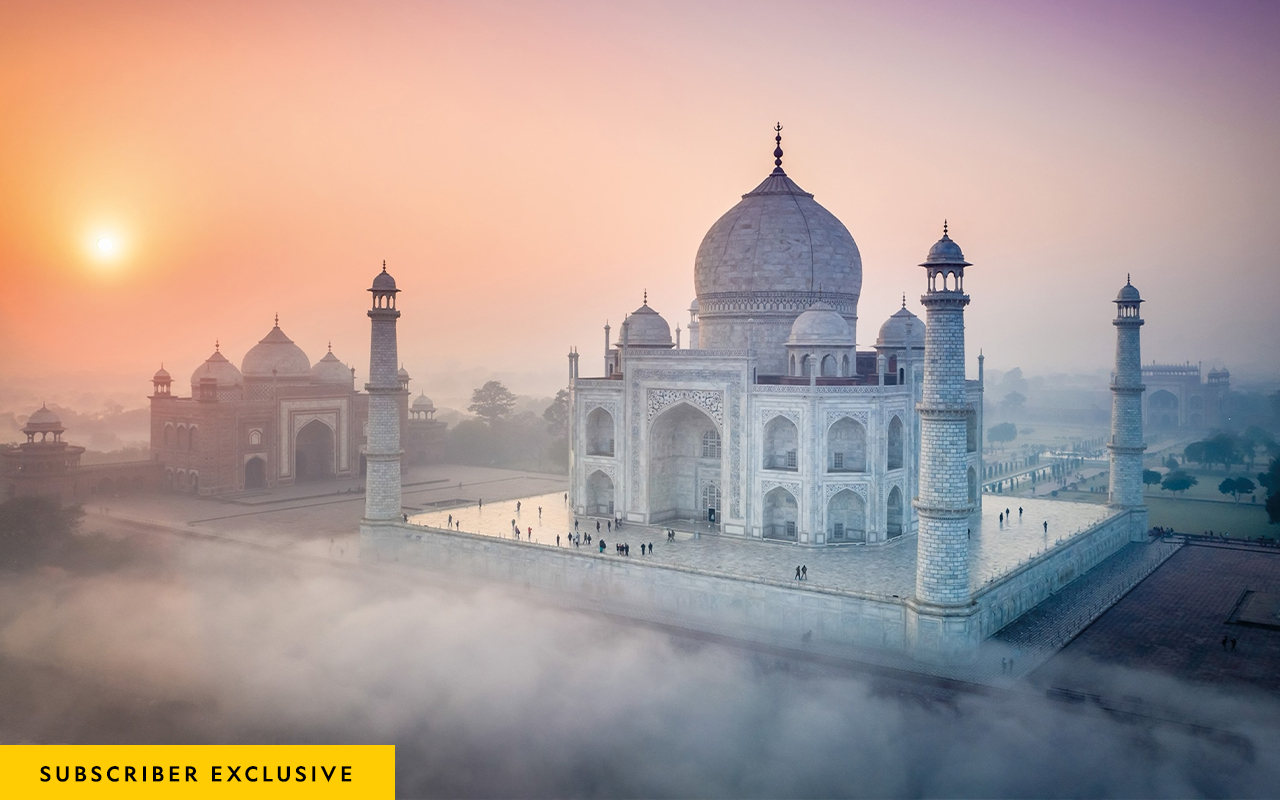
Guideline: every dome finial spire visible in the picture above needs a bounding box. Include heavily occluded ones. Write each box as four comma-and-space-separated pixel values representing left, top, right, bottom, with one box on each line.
382, 260, 387, 273
215, 339, 219, 352
943, 219, 948, 236
772, 122, 784, 172
328, 340, 332, 353
1127, 273, 1131, 285
274, 312, 279, 327
902, 293, 907, 308
643, 289, 648, 306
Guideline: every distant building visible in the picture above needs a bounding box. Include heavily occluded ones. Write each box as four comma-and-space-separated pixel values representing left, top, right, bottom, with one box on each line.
1141, 362, 1229, 430
1, 405, 159, 503
149, 318, 444, 495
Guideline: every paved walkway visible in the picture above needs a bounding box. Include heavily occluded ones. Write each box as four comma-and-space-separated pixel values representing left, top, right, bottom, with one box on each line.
410, 493, 1117, 598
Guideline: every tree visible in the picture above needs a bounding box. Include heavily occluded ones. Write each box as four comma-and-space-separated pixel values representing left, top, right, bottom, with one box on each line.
1217, 476, 1255, 503
468, 380, 516, 424
1143, 469, 1162, 491
543, 389, 570, 439
1184, 441, 1207, 467
1202, 432, 1241, 471
1165, 455, 1180, 470
0, 496, 83, 571
1241, 426, 1275, 470
1000, 391, 1026, 418
1160, 470, 1197, 495
988, 422, 1017, 449
1260, 457, 1280, 524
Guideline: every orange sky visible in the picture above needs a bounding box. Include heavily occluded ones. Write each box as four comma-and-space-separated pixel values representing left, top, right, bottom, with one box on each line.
2, 0, 1278, 408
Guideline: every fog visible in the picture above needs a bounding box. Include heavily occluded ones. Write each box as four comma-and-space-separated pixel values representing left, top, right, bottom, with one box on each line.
2, 528, 1276, 798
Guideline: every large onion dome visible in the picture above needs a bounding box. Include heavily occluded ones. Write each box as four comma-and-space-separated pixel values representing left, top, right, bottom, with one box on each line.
242, 320, 311, 380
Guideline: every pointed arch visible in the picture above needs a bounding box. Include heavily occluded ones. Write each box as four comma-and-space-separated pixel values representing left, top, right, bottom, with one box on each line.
886, 485, 904, 538
827, 417, 867, 473
763, 487, 798, 541
763, 416, 799, 471
827, 489, 866, 542
586, 407, 615, 456
887, 415, 904, 470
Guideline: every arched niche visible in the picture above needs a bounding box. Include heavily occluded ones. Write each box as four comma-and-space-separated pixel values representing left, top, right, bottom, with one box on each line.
763, 416, 798, 471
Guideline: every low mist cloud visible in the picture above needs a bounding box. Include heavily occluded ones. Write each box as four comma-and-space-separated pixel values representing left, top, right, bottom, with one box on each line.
1, 534, 1277, 798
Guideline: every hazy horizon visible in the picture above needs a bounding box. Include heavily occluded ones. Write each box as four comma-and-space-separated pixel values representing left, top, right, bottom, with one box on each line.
3, 0, 1279, 402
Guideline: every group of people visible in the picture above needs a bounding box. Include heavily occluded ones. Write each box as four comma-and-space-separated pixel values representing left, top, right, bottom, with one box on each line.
997, 506, 1024, 527
603, 541, 654, 556
793, 565, 808, 581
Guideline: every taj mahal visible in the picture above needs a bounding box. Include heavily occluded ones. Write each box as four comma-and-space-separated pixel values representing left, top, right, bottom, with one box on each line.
363, 128, 1156, 666
565, 129, 981, 546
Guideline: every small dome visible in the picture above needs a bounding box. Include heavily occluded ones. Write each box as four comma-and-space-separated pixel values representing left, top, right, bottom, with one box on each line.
787, 301, 852, 347
1116, 281, 1142, 303
689, 298, 699, 313
242, 323, 312, 380
371, 265, 397, 292
153, 365, 171, 381
876, 305, 925, 349
25, 404, 63, 430
621, 303, 673, 347
191, 349, 243, 389
412, 392, 435, 410
397, 365, 410, 380
311, 351, 353, 385
920, 228, 971, 267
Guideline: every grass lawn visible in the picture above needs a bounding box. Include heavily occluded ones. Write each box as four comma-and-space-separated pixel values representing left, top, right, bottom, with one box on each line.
1146, 495, 1276, 540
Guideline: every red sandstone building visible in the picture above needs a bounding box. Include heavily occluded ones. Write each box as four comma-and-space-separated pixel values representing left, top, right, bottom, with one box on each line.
149, 319, 443, 495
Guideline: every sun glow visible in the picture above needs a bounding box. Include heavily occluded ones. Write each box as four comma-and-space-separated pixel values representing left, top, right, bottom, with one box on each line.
87, 229, 124, 267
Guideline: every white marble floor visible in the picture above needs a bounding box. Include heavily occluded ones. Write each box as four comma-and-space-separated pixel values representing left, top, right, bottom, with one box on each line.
409, 494, 1117, 598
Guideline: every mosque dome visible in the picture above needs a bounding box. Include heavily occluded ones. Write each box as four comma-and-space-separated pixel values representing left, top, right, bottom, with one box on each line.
621, 303, 674, 348
153, 366, 171, 382
876, 304, 925, 349
241, 322, 312, 380
689, 298, 699, 313
920, 226, 971, 267
190, 348, 243, 389
311, 350, 353, 385
25, 404, 63, 431
787, 301, 852, 346
693, 149, 861, 306
397, 365, 411, 381
412, 392, 435, 411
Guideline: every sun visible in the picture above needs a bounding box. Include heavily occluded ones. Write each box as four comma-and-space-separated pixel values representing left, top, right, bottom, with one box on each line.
97, 237, 115, 253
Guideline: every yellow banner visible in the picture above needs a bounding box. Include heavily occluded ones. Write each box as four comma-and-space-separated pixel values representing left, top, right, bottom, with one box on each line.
0, 745, 394, 799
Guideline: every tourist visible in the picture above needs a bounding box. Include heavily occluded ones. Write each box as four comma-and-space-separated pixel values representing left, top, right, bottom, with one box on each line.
1222, 635, 1229, 651
448, 513, 453, 526
516, 501, 521, 512
1043, 521, 1048, 533
596, 520, 601, 533
794, 566, 801, 580
801, 565, 807, 580
539, 506, 542, 518
574, 519, 579, 532
999, 512, 1004, 525
648, 543, 653, 554
528, 526, 533, 540
556, 535, 560, 547
1231, 638, 1237, 651
608, 521, 612, 532
1018, 507, 1023, 519
599, 539, 606, 553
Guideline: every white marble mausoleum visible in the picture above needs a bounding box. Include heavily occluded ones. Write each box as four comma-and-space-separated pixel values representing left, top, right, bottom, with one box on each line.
566, 133, 983, 546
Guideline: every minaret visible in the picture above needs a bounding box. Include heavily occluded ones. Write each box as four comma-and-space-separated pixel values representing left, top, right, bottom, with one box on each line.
364, 261, 403, 522
1108, 276, 1147, 537
913, 222, 974, 608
